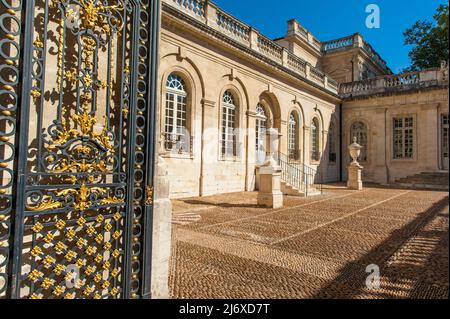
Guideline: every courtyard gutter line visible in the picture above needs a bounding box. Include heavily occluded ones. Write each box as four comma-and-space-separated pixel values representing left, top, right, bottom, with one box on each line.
199, 191, 365, 230
270, 190, 412, 245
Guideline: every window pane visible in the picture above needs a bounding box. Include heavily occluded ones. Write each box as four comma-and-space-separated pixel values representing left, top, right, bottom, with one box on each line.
392, 117, 414, 159
221, 91, 238, 157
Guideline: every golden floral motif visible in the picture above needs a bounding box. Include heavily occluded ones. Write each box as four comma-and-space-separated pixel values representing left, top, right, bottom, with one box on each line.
31, 89, 41, 98
65, 67, 78, 84
145, 185, 154, 205
26, 197, 62, 212
78, 0, 124, 32
28, 182, 124, 212
47, 107, 114, 155
33, 37, 43, 49
83, 73, 93, 87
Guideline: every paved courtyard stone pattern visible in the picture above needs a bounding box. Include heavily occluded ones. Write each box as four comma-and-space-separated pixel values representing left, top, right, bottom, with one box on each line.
169, 186, 449, 299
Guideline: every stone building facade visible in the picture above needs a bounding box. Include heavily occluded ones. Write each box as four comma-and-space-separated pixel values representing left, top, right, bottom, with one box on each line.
159, 0, 449, 199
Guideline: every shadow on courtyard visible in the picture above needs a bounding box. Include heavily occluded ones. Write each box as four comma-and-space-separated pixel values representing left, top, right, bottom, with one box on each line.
180, 199, 260, 209
312, 195, 449, 299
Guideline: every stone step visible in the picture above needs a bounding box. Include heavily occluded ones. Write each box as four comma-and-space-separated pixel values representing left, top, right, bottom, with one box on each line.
395, 171, 449, 190
395, 183, 449, 191
281, 180, 322, 197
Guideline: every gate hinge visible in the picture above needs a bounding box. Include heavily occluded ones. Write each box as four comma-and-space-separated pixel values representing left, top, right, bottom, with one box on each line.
145, 186, 154, 205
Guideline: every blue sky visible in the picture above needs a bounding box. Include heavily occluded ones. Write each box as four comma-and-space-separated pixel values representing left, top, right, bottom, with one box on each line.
212, 0, 446, 73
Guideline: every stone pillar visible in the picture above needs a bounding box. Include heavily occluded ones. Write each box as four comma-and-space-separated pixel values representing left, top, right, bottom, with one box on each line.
258, 166, 283, 208
204, 0, 217, 28
250, 28, 259, 51
151, 155, 172, 298
347, 164, 363, 190
347, 137, 364, 191
305, 63, 311, 80
282, 48, 288, 67
257, 125, 283, 208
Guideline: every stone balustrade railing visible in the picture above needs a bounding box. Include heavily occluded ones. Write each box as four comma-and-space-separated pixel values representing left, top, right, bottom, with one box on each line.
339, 65, 449, 98
287, 19, 322, 52
164, 0, 338, 94
257, 34, 284, 63
322, 35, 354, 52
216, 10, 251, 44
286, 52, 307, 76
322, 33, 390, 74
172, 0, 206, 19
361, 40, 389, 74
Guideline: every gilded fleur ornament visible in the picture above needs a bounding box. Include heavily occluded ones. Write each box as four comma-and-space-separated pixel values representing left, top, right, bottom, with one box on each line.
78, 0, 124, 32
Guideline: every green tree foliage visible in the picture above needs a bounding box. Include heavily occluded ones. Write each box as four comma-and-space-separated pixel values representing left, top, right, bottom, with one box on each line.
403, 4, 449, 71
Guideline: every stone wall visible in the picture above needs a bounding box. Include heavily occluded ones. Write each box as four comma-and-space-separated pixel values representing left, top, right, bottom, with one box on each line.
342, 85, 449, 184
159, 4, 341, 198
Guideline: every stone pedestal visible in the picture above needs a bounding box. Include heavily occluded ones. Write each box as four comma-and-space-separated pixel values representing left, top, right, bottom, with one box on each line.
257, 125, 283, 208
151, 156, 172, 299
257, 166, 283, 208
347, 164, 363, 190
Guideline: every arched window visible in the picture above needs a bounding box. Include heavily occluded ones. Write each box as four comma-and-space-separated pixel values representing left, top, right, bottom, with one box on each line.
288, 113, 299, 160
164, 73, 190, 154
350, 121, 368, 162
328, 120, 337, 163
221, 91, 238, 158
311, 118, 320, 162
255, 104, 267, 164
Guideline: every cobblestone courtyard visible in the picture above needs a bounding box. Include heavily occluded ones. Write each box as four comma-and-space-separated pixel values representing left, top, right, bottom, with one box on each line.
168, 185, 449, 299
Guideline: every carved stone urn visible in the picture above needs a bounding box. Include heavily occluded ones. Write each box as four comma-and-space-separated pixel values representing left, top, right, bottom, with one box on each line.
348, 136, 363, 167
257, 121, 283, 208
263, 126, 281, 168
347, 136, 363, 190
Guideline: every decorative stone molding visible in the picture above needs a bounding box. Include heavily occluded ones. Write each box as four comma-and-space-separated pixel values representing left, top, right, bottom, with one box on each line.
161, 0, 339, 96
201, 98, 216, 108
340, 66, 449, 100
177, 46, 187, 61
246, 110, 257, 117
151, 156, 172, 298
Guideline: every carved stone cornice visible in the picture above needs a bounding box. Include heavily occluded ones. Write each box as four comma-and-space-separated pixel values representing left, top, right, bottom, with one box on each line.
162, 2, 340, 100
201, 98, 216, 108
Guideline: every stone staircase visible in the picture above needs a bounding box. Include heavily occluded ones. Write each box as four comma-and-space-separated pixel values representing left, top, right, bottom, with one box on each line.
281, 180, 322, 197
278, 153, 322, 197
395, 171, 449, 190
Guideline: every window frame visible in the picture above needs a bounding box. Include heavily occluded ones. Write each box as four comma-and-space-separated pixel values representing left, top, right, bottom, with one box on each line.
328, 120, 337, 164
220, 90, 239, 160
163, 73, 192, 158
311, 117, 320, 163
288, 112, 299, 160
392, 115, 415, 160
255, 103, 268, 165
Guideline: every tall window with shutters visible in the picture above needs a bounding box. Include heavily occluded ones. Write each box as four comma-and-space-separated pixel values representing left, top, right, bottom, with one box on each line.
288, 113, 299, 160
311, 118, 320, 162
164, 73, 190, 153
221, 91, 238, 158
393, 117, 414, 159
255, 104, 267, 164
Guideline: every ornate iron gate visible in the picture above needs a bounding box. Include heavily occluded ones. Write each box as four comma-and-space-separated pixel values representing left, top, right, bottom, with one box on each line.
0, 0, 160, 299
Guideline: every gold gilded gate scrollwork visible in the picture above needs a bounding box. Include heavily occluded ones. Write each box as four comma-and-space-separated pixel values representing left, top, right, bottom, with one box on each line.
27, 0, 124, 213
18, 0, 143, 299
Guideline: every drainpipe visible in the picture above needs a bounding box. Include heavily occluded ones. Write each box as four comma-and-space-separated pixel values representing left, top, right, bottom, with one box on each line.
245, 110, 249, 191
339, 103, 343, 182
199, 100, 206, 196
385, 108, 390, 183
437, 103, 441, 170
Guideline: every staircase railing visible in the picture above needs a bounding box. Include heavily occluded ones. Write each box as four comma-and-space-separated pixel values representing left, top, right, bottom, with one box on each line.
277, 152, 323, 196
